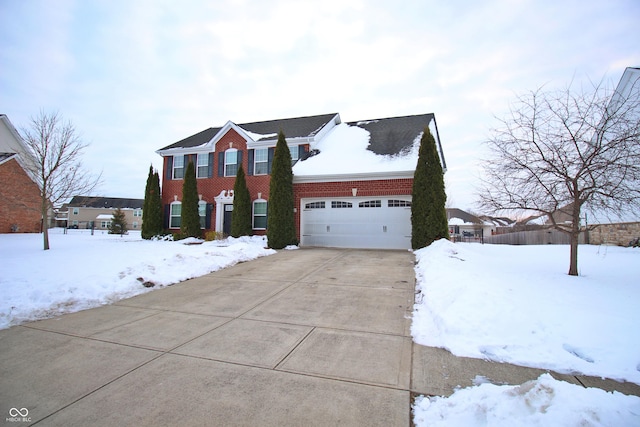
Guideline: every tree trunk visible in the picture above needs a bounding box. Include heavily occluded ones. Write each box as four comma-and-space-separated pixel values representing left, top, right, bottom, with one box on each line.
568, 204, 581, 276
41, 199, 50, 250
568, 232, 578, 276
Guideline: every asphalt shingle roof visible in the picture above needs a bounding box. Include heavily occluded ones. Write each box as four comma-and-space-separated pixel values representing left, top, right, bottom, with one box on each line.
348, 113, 436, 156
159, 113, 339, 151
69, 196, 144, 209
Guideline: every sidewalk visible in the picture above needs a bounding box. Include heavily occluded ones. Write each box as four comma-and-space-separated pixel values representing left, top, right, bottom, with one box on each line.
1, 248, 638, 426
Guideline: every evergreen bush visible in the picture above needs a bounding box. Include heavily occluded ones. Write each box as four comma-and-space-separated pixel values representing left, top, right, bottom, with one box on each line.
267, 130, 298, 249
411, 127, 449, 249
180, 161, 203, 238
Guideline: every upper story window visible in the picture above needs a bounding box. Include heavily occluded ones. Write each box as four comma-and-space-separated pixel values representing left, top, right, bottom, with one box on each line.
254, 148, 268, 175
225, 149, 238, 177
72, 207, 79, 215
173, 155, 184, 179
197, 154, 209, 178
289, 145, 298, 165
133, 209, 142, 217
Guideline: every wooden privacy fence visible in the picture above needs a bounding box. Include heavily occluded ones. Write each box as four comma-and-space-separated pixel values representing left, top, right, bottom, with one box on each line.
483, 229, 587, 245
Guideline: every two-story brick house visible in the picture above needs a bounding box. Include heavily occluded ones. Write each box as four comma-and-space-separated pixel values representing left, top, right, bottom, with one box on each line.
156, 112, 445, 249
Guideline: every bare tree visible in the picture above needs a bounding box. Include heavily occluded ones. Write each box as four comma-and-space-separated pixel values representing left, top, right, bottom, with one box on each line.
21, 111, 101, 250
479, 75, 640, 276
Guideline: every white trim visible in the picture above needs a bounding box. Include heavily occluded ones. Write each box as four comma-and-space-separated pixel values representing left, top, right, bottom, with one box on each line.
169, 200, 182, 229
293, 170, 414, 184
214, 190, 234, 232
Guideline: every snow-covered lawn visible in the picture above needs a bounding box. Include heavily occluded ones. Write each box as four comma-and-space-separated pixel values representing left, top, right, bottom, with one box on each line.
412, 240, 640, 426
0, 228, 275, 329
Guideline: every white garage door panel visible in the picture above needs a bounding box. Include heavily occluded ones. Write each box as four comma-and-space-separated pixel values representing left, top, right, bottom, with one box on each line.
301, 197, 411, 249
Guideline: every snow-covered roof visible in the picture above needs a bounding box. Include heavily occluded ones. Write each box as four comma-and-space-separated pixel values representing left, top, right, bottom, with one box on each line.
96, 214, 113, 220
292, 122, 421, 176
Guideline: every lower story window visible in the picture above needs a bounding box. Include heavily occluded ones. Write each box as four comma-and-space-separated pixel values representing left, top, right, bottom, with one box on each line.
199, 201, 206, 229
101, 221, 111, 229
253, 200, 267, 229
132, 221, 139, 229
170, 203, 181, 228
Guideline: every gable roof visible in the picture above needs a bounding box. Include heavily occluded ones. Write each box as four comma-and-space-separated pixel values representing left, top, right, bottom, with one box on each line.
0, 152, 17, 166
446, 208, 483, 225
158, 113, 340, 151
69, 196, 144, 209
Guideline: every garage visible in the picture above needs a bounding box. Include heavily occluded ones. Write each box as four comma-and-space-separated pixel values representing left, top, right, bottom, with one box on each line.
300, 197, 412, 249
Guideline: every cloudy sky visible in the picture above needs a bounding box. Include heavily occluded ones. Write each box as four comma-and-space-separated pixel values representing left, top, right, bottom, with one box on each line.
1, 0, 638, 210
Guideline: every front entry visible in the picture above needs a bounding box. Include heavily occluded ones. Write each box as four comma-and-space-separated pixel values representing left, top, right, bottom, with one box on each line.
223, 204, 233, 235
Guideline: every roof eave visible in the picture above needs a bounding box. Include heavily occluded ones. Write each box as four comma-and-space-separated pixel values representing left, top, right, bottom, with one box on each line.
293, 170, 415, 184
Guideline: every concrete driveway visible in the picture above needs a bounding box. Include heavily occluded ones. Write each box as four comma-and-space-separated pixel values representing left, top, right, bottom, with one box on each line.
0, 248, 416, 426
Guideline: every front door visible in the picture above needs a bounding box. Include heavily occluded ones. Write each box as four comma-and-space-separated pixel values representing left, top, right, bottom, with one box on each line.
223, 204, 233, 235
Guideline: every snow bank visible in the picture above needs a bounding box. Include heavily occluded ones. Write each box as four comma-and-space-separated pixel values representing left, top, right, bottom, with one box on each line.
413, 374, 640, 427
292, 122, 419, 175
411, 240, 640, 384
0, 230, 276, 329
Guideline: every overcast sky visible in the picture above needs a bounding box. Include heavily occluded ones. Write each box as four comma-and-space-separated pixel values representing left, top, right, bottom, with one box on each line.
1, 0, 638, 211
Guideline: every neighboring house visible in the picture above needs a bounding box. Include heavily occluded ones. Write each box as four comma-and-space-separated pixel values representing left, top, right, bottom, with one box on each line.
446, 208, 493, 241
66, 196, 144, 231
156, 112, 445, 249
0, 114, 42, 233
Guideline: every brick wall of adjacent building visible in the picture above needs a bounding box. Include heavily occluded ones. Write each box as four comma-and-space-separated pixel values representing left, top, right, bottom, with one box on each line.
0, 158, 42, 233
588, 222, 640, 246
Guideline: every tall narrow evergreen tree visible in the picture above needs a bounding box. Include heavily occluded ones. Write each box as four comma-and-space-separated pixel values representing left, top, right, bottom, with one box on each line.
181, 161, 202, 238
142, 165, 163, 239
267, 130, 297, 249
231, 165, 253, 237
411, 127, 449, 249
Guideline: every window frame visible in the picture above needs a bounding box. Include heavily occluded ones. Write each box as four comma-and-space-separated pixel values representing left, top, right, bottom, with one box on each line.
225, 149, 238, 177
289, 145, 299, 164
253, 148, 268, 175
331, 201, 353, 209
388, 199, 412, 207
359, 200, 382, 208
198, 200, 207, 229
196, 153, 209, 178
253, 200, 268, 230
305, 201, 326, 209
172, 155, 185, 179
170, 202, 182, 228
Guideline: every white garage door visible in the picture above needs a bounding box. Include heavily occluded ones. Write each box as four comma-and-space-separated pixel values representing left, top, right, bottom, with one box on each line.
300, 197, 412, 249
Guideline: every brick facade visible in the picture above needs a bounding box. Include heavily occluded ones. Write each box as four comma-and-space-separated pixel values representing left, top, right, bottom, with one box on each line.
161, 129, 275, 234
0, 158, 42, 233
